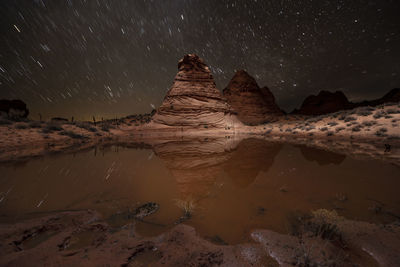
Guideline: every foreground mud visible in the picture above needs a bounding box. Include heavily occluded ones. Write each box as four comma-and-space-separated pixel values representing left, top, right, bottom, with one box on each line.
0, 210, 399, 266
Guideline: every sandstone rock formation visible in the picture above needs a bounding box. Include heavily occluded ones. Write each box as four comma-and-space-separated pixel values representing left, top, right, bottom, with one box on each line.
223, 70, 283, 125
354, 88, 400, 107
0, 99, 29, 118
292, 90, 352, 115
152, 54, 235, 128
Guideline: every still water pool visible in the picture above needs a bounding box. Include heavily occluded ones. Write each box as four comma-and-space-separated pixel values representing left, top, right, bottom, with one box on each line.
0, 138, 399, 244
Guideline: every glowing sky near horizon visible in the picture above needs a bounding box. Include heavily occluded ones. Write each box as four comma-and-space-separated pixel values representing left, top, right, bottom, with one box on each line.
0, 0, 399, 120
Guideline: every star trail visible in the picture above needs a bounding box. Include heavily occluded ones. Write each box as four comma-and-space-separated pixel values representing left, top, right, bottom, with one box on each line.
0, 0, 399, 119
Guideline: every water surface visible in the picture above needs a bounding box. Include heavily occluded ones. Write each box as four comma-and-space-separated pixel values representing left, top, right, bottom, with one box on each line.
0, 138, 399, 244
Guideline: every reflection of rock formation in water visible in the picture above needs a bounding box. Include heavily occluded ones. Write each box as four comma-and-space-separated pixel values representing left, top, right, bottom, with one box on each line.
153, 138, 236, 200
223, 139, 282, 187
153, 138, 282, 200
152, 54, 235, 128
298, 146, 346, 165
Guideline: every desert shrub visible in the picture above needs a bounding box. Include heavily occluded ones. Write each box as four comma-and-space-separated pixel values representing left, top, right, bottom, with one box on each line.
344, 116, 356, 122
101, 123, 116, 132
335, 127, 345, 132
101, 125, 110, 132
327, 131, 334, 136
385, 115, 393, 119
320, 127, 328, 131
285, 128, 292, 132
355, 106, 374, 116
75, 122, 97, 132
376, 127, 388, 137
0, 117, 12, 125
307, 117, 322, 123
327, 121, 338, 127
28, 121, 42, 128
59, 130, 85, 139
362, 121, 376, 127
352, 125, 362, 132
386, 108, 399, 114
307, 209, 343, 241
373, 110, 386, 119
42, 123, 63, 133
15, 123, 29, 129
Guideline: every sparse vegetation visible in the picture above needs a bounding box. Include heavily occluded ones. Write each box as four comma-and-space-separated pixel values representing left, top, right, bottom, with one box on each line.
175, 198, 196, 222
344, 116, 356, 122
386, 108, 399, 114
15, 123, 28, 129
373, 110, 386, 119
335, 127, 345, 132
42, 122, 63, 133
362, 120, 376, 127
28, 121, 42, 128
0, 117, 12, 125
355, 106, 374, 116
307, 209, 343, 241
375, 127, 388, 137
74, 122, 97, 132
352, 125, 362, 132
59, 130, 85, 139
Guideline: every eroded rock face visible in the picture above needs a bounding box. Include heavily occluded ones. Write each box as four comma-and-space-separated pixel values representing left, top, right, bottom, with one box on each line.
292, 90, 352, 115
354, 88, 400, 107
152, 54, 234, 128
223, 70, 283, 125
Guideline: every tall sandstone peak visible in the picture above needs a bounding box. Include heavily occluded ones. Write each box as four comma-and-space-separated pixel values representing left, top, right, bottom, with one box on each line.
223, 70, 283, 125
153, 54, 234, 128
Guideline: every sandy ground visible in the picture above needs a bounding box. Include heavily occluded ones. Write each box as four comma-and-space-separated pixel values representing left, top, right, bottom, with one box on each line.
0, 102, 398, 165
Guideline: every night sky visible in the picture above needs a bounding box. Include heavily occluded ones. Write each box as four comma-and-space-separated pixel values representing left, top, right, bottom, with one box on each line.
1, 0, 399, 120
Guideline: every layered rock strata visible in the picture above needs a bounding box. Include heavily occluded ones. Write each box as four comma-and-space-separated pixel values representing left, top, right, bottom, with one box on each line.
152, 54, 235, 128
223, 70, 283, 125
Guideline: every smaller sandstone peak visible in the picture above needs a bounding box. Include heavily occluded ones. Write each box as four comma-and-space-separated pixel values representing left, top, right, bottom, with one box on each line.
223, 70, 283, 125
178, 54, 209, 72
226, 70, 259, 92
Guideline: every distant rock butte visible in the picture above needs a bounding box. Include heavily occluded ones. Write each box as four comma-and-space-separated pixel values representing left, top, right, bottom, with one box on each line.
223, 70, 283, 125
354, 88, 400, 108
292, 90, 352, 115
293, 88, 400, 115
152, 54, 235, 128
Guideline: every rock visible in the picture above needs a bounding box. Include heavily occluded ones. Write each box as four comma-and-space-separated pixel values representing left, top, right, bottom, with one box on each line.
223, 70, 283, 125
152, 54, 235, 128
293, 88, 400, 116
354, 88, 400, 107
133, 202, 159, 219
292, 90, 352, 115
0, 99, 29, 118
